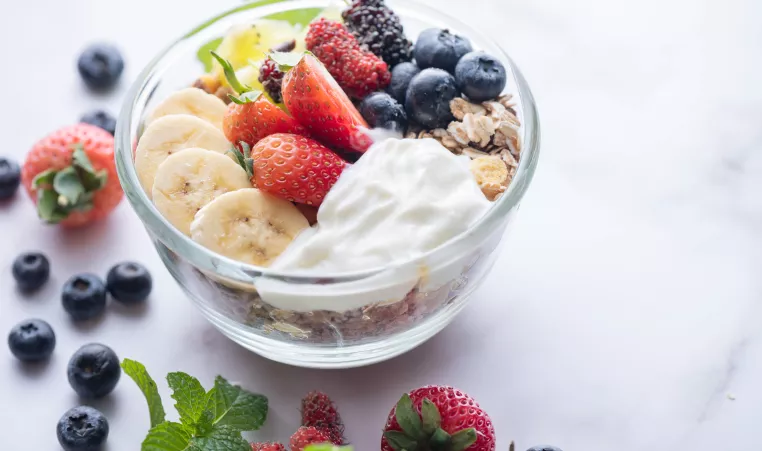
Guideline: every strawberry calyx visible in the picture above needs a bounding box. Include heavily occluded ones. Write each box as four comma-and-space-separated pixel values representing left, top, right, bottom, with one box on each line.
268, 51, 316, 73
31, 144, 107, 223
209, 51, 264, 105
384, 394, 477, 451
228, 142, 254, 179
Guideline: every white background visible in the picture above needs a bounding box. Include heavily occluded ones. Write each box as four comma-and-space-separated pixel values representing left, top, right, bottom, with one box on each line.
1, 0, 761, 450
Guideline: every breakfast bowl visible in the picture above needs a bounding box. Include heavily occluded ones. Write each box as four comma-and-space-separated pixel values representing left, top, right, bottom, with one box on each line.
115, 0, 540, 368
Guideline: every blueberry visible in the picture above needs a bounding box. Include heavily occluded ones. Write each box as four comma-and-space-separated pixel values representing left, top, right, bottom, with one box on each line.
106, 262, 152, 304
359, 92, 408, 132
62, 274, 107, 321
455, 51, 507, 102
57, 405, 109, 451
0, 157, 21, 200
67, 343, 121, 399
405, 68, 459, 129
527, 447, 563, 451
77, 44, 124, 91
413, 28, 473, 73
80, 110, 117, 136
7, 319, 56, 362
386, 62, 421, 104
12, 252, 51, 291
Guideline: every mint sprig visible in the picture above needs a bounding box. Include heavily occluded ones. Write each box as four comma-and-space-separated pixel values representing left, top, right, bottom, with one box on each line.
122, 359, 268, 451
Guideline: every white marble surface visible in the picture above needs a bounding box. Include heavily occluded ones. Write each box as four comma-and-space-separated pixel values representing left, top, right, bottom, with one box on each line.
1, 0, 759, 449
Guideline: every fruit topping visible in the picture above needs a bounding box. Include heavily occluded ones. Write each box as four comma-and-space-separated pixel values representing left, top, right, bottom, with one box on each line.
57, 406, 109, 451
0, 157, 21, 200
414, 28, 473, 73
244, 133, 348, 206
77, 44, 124, 91
301, 391, 345, 445
146, 87, 228, 130
455, 51, 507, 102
252, 443, 288, 451
190, 188, 309, 266
135, 114, 229, 196
381, 386, 496, 451
80, 110, 117, 136
405, 68, 459, 128
22, 124, 122, 227
342, 0, 413, 67
359, 92, 408, 132
305, 18, 391, 99
386, 62, 421, 104
259, 57, 286, 103
277, 52, 371, 152
62, 273, 108, 321
7, 319, 56, 362
67, 343, 121, 399
106, 262, 153, 304
152, 148, 252, 236
12, 252, 50, 291
291, 426, 332, 451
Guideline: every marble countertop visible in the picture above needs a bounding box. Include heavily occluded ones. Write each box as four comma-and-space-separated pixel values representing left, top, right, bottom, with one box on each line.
1, 0, 759, 449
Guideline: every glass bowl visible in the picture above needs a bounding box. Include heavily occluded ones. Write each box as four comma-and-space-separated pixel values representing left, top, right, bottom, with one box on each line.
115, 0, 540, 368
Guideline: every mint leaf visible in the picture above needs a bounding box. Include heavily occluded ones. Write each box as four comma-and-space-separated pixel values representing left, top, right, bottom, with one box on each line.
53, 167, 85, 206
206, 376, 267, 431
142, 422, 192, 451
122, 359, 166, 428
167, 372, 209, 428
188, 425, 250, 451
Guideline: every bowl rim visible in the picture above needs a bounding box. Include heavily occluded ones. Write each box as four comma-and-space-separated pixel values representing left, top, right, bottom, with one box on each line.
115, 0, 541, 284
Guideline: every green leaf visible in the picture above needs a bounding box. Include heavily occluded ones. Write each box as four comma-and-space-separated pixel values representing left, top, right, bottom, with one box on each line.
420, 398, 442, 435
71, 144, 95, 172
197, 37, 224, 72
384, 430, 418, 451
36, 189, 60, 222
394, 394, 424, 440
449, 428, 477, 451
71, 144, 108, 192
167, 372, 209, 428
185, 0, 291, 38
265, 7, 322, 25
141, 422, 192, 451
205, 376, 268, 431
304, 446, 353, 451
32, 169, 56, 188
429, 427, 451, 449
229, 90, 263, 105
269, 51, 305, 71
53, 167, 85, 206
210, 51, 251, 94
188, 425, 250, 451
122, 359, 167, 428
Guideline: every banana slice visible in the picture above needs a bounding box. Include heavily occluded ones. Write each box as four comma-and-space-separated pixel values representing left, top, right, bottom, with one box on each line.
191, 188, 309, 266
146, 88, 228, 129
152, 148, 252, 236
135, 114, 230, 196
470, 155, 509, 201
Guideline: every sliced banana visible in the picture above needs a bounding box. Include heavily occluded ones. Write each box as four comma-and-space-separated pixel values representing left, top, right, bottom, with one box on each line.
191, 188, 309, 266
152, 148, 252, 236
470, 155, 509, 201
135, 114, 230, 197
146, 88, 228, 129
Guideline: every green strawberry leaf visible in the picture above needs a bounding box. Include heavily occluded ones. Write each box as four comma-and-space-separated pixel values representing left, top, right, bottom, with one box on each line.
420, 398, 442, 435
53, 167, 85, 206
268, 51, 306, 71
449, 428, 477, 451
205, 376, 268, 431
32, 169, 56, 188
188, 425, 250, 451
197, 37, 224, 72
394, 394, 424, 440
229, 90, 263, 105
210, 51, 251, 94
167, 372, 209, 428
36, 189, 65, 223
141, 422, 192, 451
122, 359, 167, 428
384, 430, 418, 451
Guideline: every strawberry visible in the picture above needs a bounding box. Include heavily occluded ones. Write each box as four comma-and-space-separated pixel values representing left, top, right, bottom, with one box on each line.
301, 391, 345, 445
21, 124, 123, 227
305, 18, 391, 99
251, 442, 287, 451
381, 386, 496, 451
290, 426, 332, 451
274, 52, 372, 153
232, 133, 348, 206
211, 51, 307, 148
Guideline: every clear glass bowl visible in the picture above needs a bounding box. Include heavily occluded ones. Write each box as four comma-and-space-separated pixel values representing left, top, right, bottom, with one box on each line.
115, 0, 540, 368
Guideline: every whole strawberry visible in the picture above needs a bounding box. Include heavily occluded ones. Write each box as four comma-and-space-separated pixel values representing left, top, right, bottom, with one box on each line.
22, 124, 123, 227
251, 442, 287, 451
301, 391, 344, 445
290, 426, 332, 451
306, 18, 391, 99
381, 386, 496, 451
234, 133, 348, 206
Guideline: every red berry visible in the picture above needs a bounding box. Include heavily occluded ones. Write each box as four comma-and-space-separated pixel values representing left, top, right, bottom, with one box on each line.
222, 94, 308, 148
251, 442, 287, 451
290, 426, 332, 451
301, 391, 344, 445
250, 133, 348, 206
22, 124, 123, 227
258, 58, 285, 104
306, 18, 391, 99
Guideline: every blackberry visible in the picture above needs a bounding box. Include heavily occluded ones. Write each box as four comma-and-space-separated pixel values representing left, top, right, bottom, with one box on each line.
258, 58, 285, 103
342, 0, 412, 67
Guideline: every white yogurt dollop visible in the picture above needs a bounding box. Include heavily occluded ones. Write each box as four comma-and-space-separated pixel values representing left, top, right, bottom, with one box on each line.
271, 138, 491, 273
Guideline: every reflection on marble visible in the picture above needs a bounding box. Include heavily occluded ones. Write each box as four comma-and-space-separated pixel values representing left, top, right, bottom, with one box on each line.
0, 0, 760, 450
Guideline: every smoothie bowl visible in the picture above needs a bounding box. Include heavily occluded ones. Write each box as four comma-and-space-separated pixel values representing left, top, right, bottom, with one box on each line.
115, 0, 539, 368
